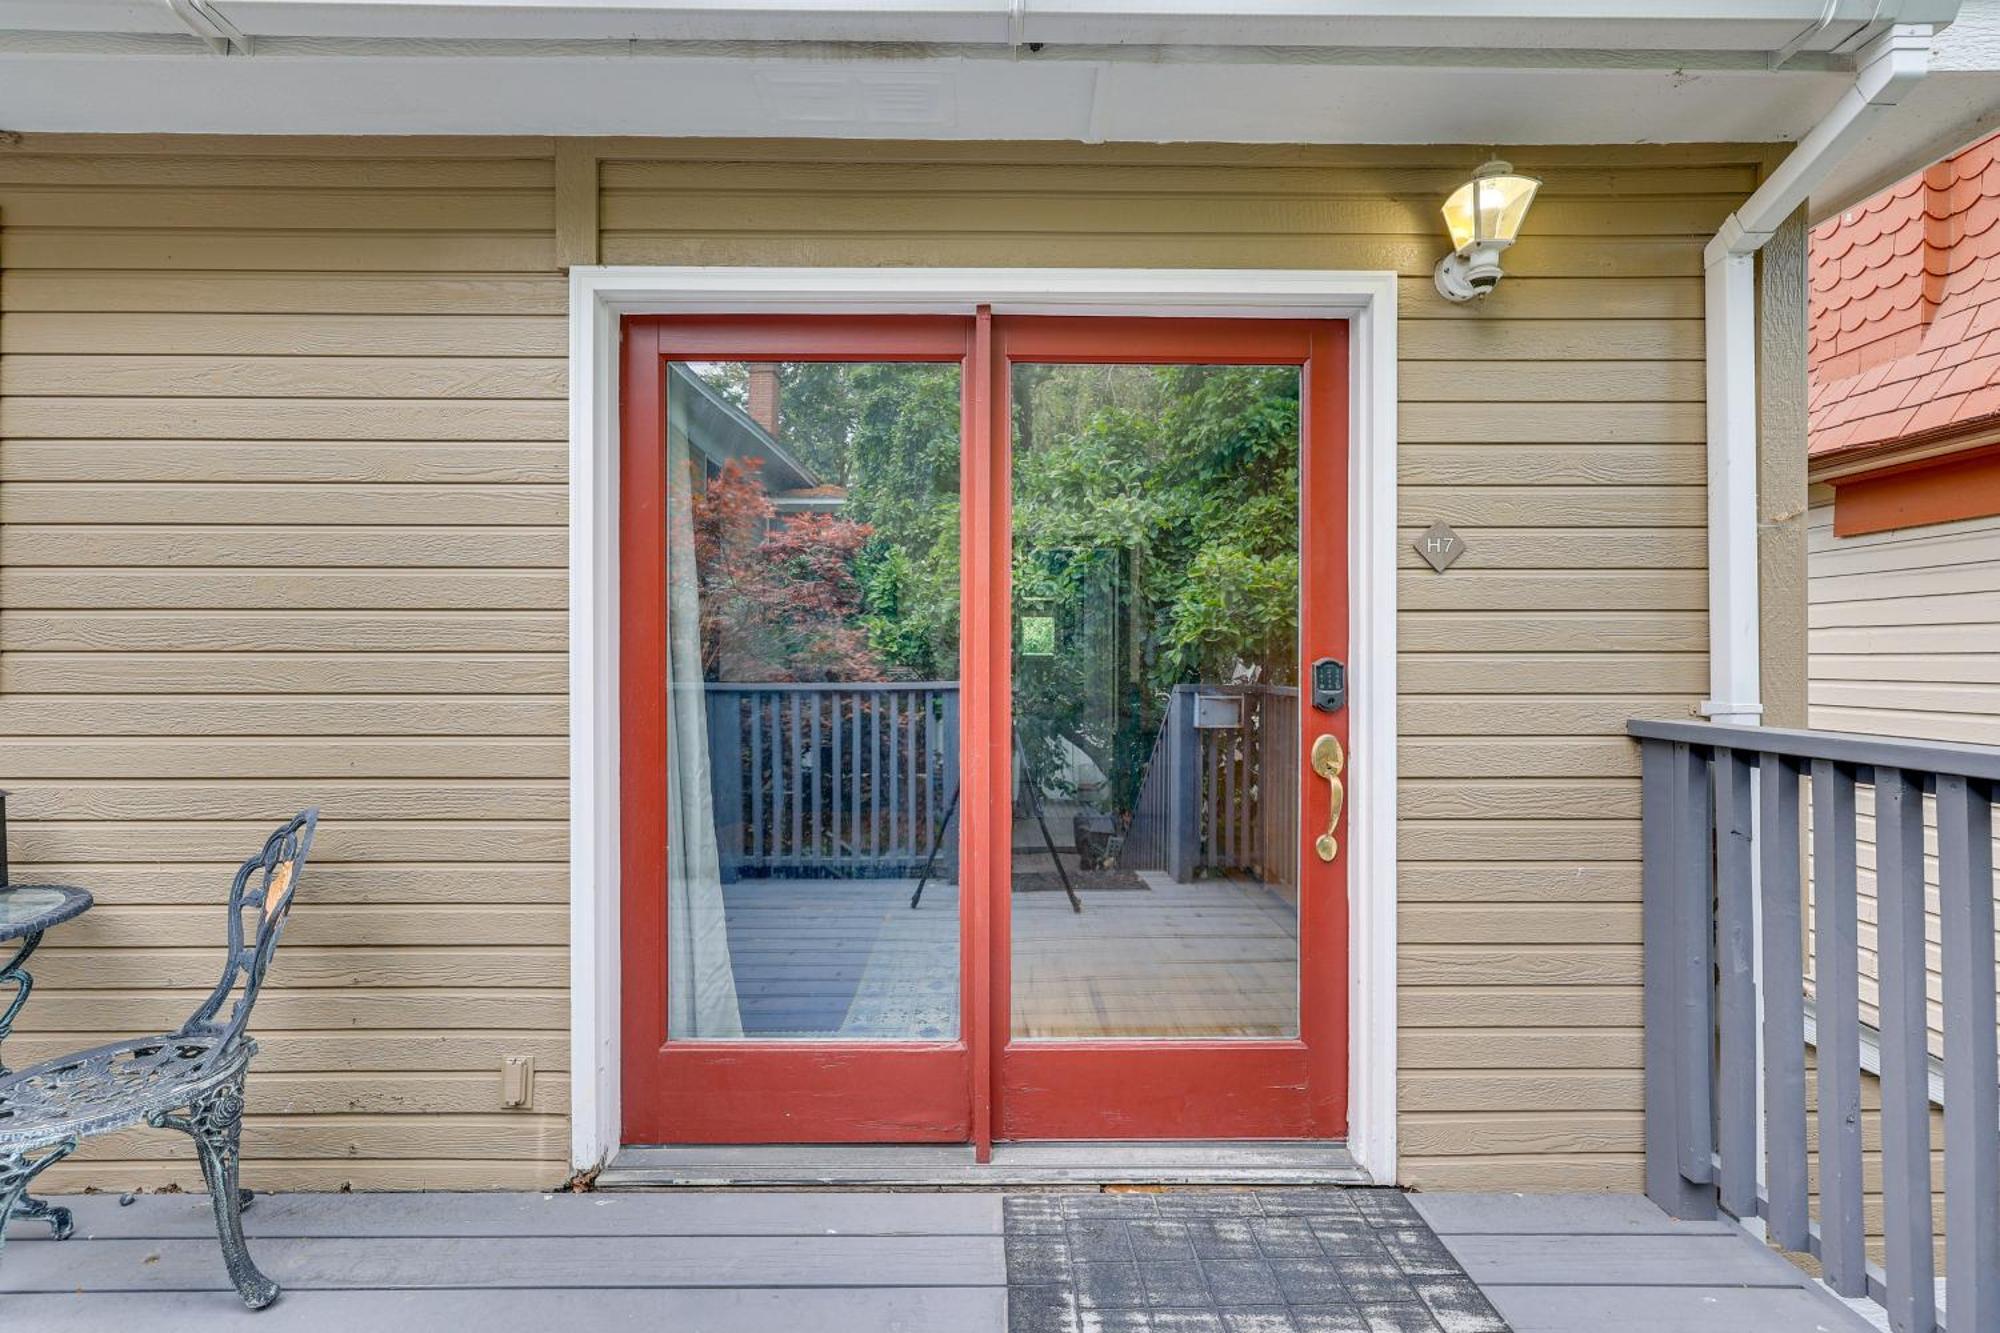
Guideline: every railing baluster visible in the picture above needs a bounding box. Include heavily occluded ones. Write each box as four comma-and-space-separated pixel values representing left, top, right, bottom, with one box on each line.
1642, 737, 1716, 1219
1758, 752, 1810, 1253
1672, 742, 1715, 1191
807, 691, 821, 866
889, 690, 902, 860
917, 691, 932, 864
772, 691, 787, 863
831, 691, 845, 868
1874, 765, 1936, 1333
941, 688, 960, 878
773, 691, 789, 863
904, 690, 918, 860
851, 690, 863, 863
1715, 748, 1757, 1218
1938, 773, 2000, 1333
748, 692, 765, 866
1222, 722, 1236, 868
870, 693, 882, 860
1207, 729, 1221, 870
787, 692, 802, 863
1811, 757, 1867, 1297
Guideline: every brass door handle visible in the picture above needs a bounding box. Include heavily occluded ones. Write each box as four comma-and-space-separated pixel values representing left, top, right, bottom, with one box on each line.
1311, 734, 1345, 864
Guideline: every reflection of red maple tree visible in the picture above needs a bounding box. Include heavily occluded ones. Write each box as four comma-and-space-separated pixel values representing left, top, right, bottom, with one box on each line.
690, 458, 885, 682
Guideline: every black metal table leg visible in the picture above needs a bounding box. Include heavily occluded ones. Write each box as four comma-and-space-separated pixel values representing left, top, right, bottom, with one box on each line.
0, 929, 70, 1238
0, 929, 44, 1078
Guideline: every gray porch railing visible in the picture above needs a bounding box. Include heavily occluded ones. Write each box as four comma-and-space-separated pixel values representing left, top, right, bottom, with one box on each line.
1630, 719, 2000, 1333
708, 682, 958, 880
1122, 683, 1299, 890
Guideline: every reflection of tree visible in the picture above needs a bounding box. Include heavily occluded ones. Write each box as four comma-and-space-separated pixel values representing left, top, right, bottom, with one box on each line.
684, 361, 1300, 821
1010, 364, 1301, 818
690, 458, 884, 683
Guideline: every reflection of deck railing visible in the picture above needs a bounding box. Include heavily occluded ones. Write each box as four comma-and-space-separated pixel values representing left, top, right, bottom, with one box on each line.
1122, 683, 1300, 891
707, 682, 958, 880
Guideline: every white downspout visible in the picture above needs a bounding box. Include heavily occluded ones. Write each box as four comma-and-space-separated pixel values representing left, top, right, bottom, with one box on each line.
1701, 23, 1933, 726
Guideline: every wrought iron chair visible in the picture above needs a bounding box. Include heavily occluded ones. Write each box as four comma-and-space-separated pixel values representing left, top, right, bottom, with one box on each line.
0, 809, 318, 1309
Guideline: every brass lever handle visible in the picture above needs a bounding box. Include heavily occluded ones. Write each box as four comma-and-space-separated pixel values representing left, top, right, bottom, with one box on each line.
1311, 734, 1345, 864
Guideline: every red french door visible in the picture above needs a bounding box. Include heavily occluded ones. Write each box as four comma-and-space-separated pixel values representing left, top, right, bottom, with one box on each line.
989, 317, 1349, 1140
620, 311, 1349, 1148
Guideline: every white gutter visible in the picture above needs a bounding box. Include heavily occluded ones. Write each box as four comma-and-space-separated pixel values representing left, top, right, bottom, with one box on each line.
1699, 23, 1935, 726
6, 0, 1954, 48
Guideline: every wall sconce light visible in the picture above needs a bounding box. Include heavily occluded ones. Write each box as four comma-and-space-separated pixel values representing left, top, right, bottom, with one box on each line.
1435, 159, 1541, 302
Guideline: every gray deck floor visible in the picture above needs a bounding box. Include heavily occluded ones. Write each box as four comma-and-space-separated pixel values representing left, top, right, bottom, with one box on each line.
0, 1190, 1006, 1331
1415, 1193, 1880, 1333
0, 1190, 1883, 1332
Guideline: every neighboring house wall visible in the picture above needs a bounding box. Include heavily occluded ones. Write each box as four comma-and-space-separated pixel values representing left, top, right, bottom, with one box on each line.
1807, 500, 2000, 1058
1806, 497, 1992, 1267
1807, 132, 2000, 1068
1804, 134, 2000, 1268
0, 135, 1755, 1192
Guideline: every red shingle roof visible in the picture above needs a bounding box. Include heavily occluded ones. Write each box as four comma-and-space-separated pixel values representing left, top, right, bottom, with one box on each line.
1809, 133, 2000, 458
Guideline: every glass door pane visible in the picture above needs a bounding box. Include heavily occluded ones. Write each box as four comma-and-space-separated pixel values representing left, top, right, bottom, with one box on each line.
664, 359, 963, 1040
1008, 362, 1302, 1039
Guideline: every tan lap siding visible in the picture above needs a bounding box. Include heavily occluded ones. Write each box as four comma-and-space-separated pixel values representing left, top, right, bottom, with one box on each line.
599, 139, 1742, 1190
0, 137, 571, 1191
0, 136, 1748, 1191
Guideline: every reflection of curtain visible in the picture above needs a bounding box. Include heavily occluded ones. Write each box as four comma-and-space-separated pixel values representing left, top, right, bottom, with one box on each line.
666, 391, 743, 1038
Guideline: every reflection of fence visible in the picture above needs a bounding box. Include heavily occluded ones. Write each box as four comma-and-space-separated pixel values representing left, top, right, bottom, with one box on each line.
707, 682, 958, 880
1122, 684, 1300, 891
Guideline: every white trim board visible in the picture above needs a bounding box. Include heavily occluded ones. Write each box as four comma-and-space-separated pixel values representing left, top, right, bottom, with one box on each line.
567, 266, 1401, 1185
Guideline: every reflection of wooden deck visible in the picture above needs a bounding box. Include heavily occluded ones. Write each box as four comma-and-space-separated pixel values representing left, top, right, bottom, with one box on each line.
722, 877, 959, 1038
719, 870, 1297, 1040
1010, 871, 1297, 1039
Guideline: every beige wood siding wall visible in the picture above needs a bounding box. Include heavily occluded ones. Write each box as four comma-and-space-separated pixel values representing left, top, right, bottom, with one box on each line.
0, 137, 572, 1191
0, 134, 1756, 1192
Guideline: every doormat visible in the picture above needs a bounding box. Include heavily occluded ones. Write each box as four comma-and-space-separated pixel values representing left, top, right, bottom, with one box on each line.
1004, 1189, 1509, 1333
1014, 869, 1150, 893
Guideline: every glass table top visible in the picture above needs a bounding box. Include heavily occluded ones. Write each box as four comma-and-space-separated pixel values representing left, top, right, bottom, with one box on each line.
0, 885, 93, 942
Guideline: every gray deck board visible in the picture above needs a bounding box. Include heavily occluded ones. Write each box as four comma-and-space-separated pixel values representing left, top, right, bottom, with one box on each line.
0, 1288, 1003, 1332
1418, 1193, 1879, 1333
1486, 1286, 1882, 1333
1411, 1193, 1736, 1236
5, 1190, 1002, 1240
2, 1191, 1009, 1332
0, 1233, 1002, 1291
1446, 1233, 1811, 1286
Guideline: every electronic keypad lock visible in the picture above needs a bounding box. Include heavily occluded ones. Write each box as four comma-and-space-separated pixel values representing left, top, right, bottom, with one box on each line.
1311, 657, 1346, 713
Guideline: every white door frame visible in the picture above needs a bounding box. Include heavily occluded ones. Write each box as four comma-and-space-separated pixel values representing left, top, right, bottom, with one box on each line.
567, 267, 1400, 1183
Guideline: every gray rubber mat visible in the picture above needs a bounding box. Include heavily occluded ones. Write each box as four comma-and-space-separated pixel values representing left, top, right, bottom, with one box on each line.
1004, 1189, 1510, 1333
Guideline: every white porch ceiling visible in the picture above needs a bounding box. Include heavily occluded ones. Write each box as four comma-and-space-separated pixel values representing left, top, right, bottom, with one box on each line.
2, 0, 1997, 219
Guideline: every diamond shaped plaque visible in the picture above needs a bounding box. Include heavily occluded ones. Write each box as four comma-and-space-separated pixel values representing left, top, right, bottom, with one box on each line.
1414, 520, 1466, 573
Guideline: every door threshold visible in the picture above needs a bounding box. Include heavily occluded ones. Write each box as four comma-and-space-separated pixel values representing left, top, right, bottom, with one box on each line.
597, 1141, 1368, 1189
